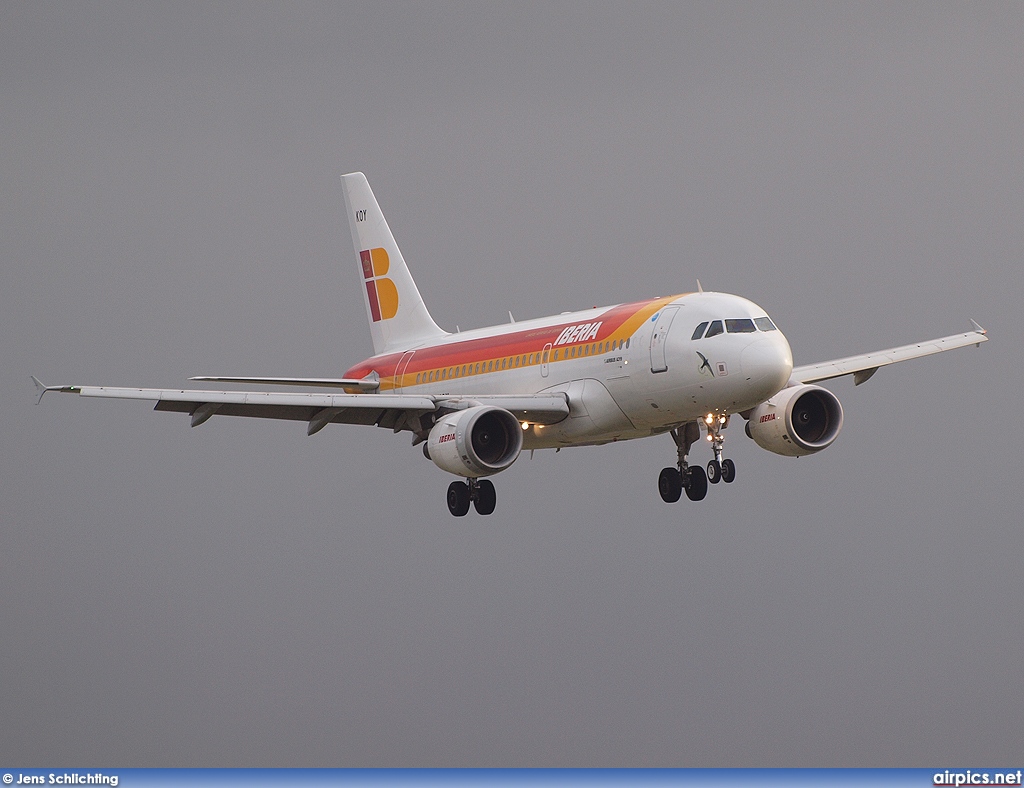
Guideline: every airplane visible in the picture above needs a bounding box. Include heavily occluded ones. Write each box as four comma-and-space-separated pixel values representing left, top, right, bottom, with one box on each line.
34, 172, 989, 516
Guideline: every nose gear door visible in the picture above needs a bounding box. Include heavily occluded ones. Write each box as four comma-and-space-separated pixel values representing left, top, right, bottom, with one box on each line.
649, 306, 679, 373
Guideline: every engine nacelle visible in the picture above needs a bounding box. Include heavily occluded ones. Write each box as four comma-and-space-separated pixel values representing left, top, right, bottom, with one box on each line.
746, 384, 844, 457
426, 405, 524, 477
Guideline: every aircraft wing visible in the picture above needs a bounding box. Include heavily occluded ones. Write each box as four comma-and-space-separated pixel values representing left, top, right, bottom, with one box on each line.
791, 321, 988, 386
32, 381, 569, 436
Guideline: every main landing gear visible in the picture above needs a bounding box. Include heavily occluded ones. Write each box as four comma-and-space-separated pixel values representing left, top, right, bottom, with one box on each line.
447, 478, 497, 517
658, 414, 736, 504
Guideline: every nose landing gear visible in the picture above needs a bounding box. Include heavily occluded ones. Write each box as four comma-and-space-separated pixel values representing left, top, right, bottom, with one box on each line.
704, 412, 736, 486
658, 414, 735, 503
447, 478, 497, 516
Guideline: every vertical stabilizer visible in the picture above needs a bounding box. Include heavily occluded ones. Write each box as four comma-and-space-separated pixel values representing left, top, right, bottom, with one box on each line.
341, 172, 447, 355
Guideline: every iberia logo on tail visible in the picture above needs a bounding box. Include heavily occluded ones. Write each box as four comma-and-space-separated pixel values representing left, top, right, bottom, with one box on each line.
361, 248, 398, 321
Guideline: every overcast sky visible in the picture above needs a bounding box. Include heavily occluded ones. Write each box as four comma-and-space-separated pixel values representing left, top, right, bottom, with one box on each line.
3, 1, 1022, 767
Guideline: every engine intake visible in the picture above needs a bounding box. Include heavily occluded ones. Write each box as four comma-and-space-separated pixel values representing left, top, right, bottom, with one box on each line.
746, 384, 843, 457
426, 405, 523, 477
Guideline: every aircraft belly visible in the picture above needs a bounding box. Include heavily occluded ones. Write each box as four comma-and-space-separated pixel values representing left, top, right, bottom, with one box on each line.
539, 378, 637, 445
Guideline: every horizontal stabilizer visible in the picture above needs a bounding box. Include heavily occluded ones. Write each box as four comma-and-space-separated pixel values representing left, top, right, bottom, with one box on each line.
189, 373, 380, 391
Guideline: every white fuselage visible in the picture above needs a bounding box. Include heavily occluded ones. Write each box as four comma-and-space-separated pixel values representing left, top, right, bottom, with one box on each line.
343, 291, 794, 449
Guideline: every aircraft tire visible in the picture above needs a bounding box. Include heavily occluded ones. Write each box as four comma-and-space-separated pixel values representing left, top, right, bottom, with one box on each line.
685, 466, 708, 501
707, 459, 722, 484
447, 481, 471, 516
658, 467, 683, 503
721, 458, 736, 484
474, 479, 497, 515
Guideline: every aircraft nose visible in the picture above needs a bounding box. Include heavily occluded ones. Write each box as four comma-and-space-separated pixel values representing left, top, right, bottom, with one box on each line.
741, 335, 793, 393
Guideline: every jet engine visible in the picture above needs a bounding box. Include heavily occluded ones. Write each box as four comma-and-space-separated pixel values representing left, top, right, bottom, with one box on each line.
745, 384, 844, 457
426, 405, 523, 477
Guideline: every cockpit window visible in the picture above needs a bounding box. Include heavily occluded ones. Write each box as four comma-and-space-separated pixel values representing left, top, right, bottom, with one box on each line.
691, 322, 708, 340
705, 320, 724, 338
726, 318, 757, 334
754, 316, 777, 331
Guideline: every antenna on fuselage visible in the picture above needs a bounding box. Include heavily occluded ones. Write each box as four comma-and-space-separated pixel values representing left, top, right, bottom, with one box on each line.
697, 280, 704, 293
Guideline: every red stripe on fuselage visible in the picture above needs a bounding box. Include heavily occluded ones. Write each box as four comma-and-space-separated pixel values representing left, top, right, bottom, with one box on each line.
342, 295, 680, 386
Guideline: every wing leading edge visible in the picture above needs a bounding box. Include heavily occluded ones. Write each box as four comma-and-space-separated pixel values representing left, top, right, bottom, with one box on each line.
791, 321, 988, 386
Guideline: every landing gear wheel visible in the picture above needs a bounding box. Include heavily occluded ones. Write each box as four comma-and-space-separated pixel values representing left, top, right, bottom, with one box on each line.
685, 465, 708, 501
447, 481, 471, 517
707, 459, 722, 485
721, 458, 736, 484
473, 479, 496, 515
658, 467, 683, 503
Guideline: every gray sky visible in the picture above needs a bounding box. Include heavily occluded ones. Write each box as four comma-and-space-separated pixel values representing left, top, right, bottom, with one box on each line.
3, 1, 1022, 766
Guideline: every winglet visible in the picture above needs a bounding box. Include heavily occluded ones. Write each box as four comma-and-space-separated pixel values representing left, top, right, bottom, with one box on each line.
970, 319, 988, 348
31, 376, 80, 404
31, 375, 47, 404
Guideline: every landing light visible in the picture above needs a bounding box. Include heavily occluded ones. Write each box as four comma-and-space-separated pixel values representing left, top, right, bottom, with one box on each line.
521, 421, 529, 430
704, 413, 715, 425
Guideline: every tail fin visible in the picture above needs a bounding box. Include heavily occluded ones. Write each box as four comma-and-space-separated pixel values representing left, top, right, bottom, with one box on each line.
341, 172, 447, 355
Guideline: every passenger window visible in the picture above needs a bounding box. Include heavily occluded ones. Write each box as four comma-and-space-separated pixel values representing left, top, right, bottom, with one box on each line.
754, 317, 777, 331
705, 320, 724, 338
691, 322, 709, 340
726, 318, 757, 333
626, 338, 630, 348
543, 350, 549, 363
